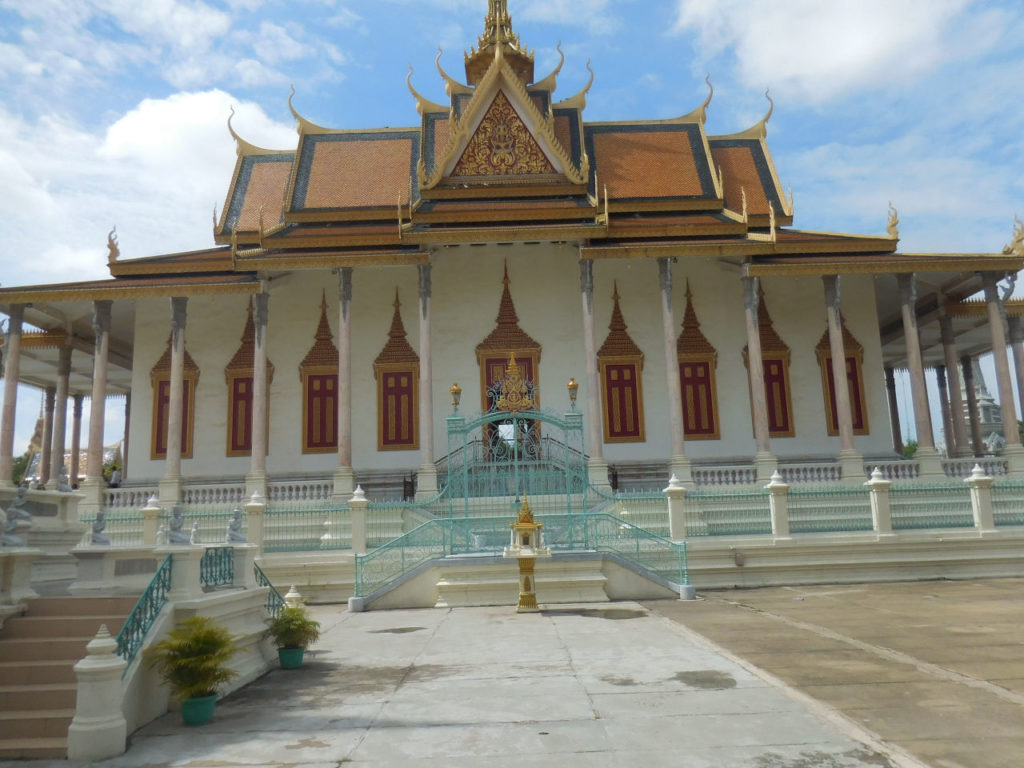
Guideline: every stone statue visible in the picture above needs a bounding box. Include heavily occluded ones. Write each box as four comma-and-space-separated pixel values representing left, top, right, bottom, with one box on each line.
91, 511, 111, 546
168, 505, 190, 544
1, 508, 26, 547
189, 521, 201, 545
6, 486, 31, 522
226, 509, 246, 543
57, 466, 72, 493
156, 524, 168, 546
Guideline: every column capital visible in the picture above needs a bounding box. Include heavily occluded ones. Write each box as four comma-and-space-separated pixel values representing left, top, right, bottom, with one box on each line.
822, 274, 841, 309
92, 300, 112, 337
896, 272, 916, 303
1008, 315, 1024, 345
5, 304, 24, 327
253, 293, 269, 344
657, 256, 672, 295
742, 275, 759, 312
418, 262, 432, 303
579, 259, 594, 295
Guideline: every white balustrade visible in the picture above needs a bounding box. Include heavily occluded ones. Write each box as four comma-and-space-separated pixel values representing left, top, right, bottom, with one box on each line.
101, 486, 159, 510
182, 483, 246, 506
943, 457, 1007, 478
778, 463, 840, 484
692, 465, 756, 486
863, 461, 919, 481
267, 478, 333, 504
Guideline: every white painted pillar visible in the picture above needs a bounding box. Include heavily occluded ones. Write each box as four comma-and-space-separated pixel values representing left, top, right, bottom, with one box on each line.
961, 355, 984, 457
884, 366, 904, 455
244, 492, 266, 554
0, 305, 24, 487
663, 474, 687, 541
70, 394, 84, 486
658, 258, 692, 484
156, 544, 206, 602
742, 277, 776, 481
417, 264, 439, 499
67, 626, 127, 761
247, 294, 269, 498
349, 485, 368, 554
81, 301, 112, 514
939, 314, 971, 457
936, 365, 955, 458
121, 393, 130, 480
823, 276, 862, 480
965, 464, 997, 534
49, 343, 72, 486
333, 268, 354, 498
1007, 316, 1024, 427
141, 495, 162, 547
896, 275, 942, 476
39, 387, 55, 488
864, 467, 893, 536
982, 274, 1024, 474
765, 470, 790, 539
159, 298, 187, 505
579, 259, 610, 488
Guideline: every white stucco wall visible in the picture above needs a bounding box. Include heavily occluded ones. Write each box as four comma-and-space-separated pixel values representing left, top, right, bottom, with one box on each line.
127, 246, 893, 483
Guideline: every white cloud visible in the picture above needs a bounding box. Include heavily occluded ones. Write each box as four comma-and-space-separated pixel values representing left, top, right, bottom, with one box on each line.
252, 21, 312, 65
101, 0, 232, 53
673, 0, 970, 103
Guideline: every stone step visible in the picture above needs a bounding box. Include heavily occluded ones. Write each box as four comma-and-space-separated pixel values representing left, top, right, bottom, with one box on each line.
0, 660, 76, 686
0, 637, 93, 662
0, 737, 68, 760
1, 614, 129, 639
0, 683, 77, 711
23, 596, 138, 618
0, 709, 74, 739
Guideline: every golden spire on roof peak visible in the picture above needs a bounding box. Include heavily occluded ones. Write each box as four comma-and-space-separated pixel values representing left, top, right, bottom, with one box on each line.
465, 0, 534, 86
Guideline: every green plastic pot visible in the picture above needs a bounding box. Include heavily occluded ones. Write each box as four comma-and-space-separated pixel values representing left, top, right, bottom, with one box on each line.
181, 694, 218, 726
278, 647, 305, 669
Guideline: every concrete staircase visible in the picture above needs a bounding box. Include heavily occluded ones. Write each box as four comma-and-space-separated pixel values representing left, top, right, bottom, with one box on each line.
0, 596, 138, 759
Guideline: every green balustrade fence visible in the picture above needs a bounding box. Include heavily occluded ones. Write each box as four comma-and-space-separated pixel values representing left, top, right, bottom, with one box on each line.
254, 562, 286, 616
200, 546, 235, 588
162, 506, 240, 545
686, 488, 771, 536
264, 504, 351, 552
788, 485, 873, 533
992, 480, 1024, 526
115, 554, 172, 666
890, 482, 974, 530
584, 487, 668, 536
79, 509, 146, 547
353, 512, 688, 598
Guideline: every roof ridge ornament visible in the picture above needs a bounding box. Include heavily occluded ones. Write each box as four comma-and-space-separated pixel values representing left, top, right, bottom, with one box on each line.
465, 0, 534, 86
407, 65, 447, 115
886, 203, 899, 240
436, 48, 472, 95
553, 59, 594, 111
1002, 215, 1023, 257
288, 85, 330, 134
532, 42, 565, 93
107, 226, 119, 263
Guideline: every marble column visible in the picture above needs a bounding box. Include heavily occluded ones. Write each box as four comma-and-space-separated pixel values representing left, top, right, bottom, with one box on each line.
1007, 316, 1024, 426
742, 277, 776, 480
961, 355, 984, 457
333, 268, 354, 498
936, 366, 955, 458
939, 314, 971, 457
658, 259, 692, 484
39, 387, 55, 488
823, 276, 862, 480
159, 297, 187, 504
884, 366, 903, 455
81, 301, 111, 514
416, 264, 439, 499
122, 393, 130, 480
49, 343, 73, 486
70, 394, 84, 486
982, 274, 1024, 473
247, 294, 269, 498
896, 275, 941, 476
579, 259, 610, 488
0, 305, 24, 487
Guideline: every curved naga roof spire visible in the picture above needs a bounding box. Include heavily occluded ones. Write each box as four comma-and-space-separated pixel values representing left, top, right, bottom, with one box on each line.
465, 0, 534, 86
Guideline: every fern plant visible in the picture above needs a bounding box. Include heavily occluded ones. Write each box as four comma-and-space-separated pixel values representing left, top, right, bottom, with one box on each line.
266, 605, 321, 650
145, 616, 242, 701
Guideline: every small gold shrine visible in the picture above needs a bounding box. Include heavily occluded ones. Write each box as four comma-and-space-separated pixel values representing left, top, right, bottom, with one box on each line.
503, 497, 551, 612
496, 352, 533, 413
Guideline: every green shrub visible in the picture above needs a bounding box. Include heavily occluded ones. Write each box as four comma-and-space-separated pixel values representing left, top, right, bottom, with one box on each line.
145, 616, 242, 701
266, 605, 321, 650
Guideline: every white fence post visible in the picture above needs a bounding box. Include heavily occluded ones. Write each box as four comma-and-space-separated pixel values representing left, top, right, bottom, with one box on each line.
67, 625, 127, 761
244, 492, 266, 554
865, 467, 893, 536
141, 495, 162, 547
965, 464, 997, 534
155, 545, 206, 601
349, 486, 368, 555
664, 474, 687, 541
766, 471, 790, 539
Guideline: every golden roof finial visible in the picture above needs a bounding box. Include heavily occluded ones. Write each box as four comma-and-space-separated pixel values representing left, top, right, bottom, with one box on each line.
465, 0, 534, 86
107, 226, 119, 262
1003, 215, 1024, 257
887, 203, 900, 240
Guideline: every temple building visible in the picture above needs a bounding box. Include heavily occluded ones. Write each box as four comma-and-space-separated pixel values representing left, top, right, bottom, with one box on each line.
2, 0, 1024, 516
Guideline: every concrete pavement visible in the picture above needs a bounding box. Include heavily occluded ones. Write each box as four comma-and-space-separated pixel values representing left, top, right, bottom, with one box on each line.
41, 600, 916, 768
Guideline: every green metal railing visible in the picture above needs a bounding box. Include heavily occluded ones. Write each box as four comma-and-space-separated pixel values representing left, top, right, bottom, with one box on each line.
200, 546, 235, 588
254, 562, 285, 616
353, 512, 688, 598
992, 480, 1024, 526
162, 506, 239, 545
115, 554, 172, 666
78, 510, 145, 547
264, 504, 350, 552
788, 485, 872, 533
686, 488, 771, 536
891, 482, 974, 530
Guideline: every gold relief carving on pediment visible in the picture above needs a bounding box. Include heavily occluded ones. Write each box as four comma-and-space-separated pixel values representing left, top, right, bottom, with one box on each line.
452, 90, 555, 178
496, 352, 533, 413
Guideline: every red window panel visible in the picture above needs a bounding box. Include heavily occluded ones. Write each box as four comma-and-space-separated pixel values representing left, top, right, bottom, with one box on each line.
824, 356, 866, 433
679, 361, 716, 437
230, 377, 253, 454
604, 363, 642, 440
763, 359, 792, 435
154, 379, 192, 458
306, 374, 337, 450
381, 371, 416, 448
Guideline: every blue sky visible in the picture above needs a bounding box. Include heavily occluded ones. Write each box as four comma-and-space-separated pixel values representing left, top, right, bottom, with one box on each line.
1, 0, 1023, 457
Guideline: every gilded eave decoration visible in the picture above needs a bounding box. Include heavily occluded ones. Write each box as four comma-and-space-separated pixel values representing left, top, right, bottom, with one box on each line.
496, 353, 533, 413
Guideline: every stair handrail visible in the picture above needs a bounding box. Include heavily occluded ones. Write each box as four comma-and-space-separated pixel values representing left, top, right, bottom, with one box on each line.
115, 553, 173, 667
253, 561, 285, 617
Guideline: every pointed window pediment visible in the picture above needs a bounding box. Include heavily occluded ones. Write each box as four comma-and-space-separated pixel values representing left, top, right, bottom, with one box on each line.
598, 285, 645, 443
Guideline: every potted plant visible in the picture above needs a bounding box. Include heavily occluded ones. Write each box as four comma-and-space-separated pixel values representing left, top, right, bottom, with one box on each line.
144, 616, 243, 726
266, 604, 321, 669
